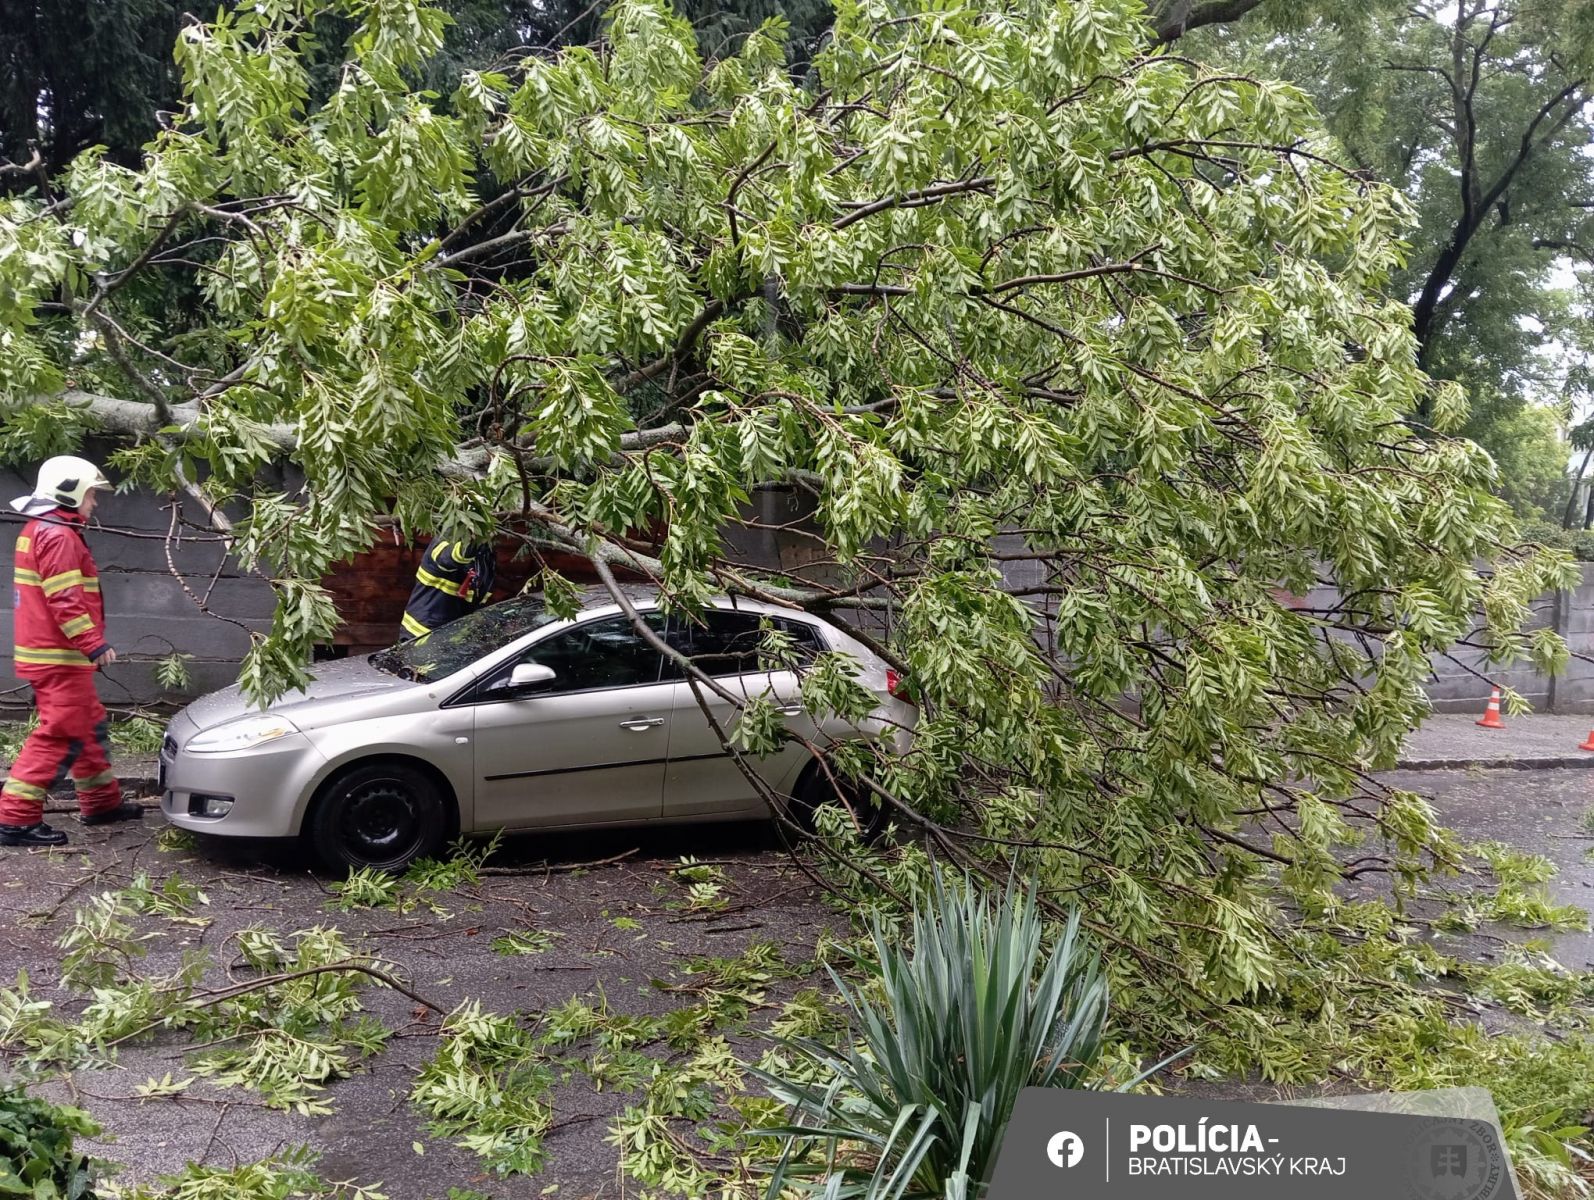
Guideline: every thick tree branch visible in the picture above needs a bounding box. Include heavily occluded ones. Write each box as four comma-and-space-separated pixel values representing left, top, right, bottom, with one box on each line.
40, 388, 694, 484
613, 301, 726, 393
1534, 237, 1594, 263
1149, 0, 1268, 43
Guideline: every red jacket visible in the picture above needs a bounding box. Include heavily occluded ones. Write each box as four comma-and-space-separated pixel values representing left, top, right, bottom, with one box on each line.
11, 509, 111, 670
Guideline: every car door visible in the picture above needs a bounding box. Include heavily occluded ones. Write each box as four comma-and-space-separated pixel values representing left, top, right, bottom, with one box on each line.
469, 612, 674, 830
662, 610, 822, 817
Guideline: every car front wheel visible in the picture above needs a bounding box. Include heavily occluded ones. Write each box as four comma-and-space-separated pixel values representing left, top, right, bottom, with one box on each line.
309, 761, 448, 874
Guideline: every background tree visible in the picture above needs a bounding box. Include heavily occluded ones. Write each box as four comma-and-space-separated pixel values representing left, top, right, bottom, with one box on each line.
1488, 400, 1573, 519
1557, 350, 1594, 525
1180, 0, 1594, 518
0, 0, 835, 195
0, 0, 183, 181
0, 0, 1575, 1088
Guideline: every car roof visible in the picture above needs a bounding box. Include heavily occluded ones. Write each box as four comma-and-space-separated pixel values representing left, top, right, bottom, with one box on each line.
566, 584, 810, 622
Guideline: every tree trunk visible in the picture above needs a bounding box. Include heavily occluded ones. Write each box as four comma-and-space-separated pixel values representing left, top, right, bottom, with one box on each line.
1149, 0, 1268, 42
1565, 443, 1594, 528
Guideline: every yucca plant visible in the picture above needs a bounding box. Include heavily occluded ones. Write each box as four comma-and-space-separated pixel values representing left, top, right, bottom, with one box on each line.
760, 870, 1131, 1199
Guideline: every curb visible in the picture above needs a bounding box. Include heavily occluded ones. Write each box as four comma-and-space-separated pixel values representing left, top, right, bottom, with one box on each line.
1392, 756, 1594, 772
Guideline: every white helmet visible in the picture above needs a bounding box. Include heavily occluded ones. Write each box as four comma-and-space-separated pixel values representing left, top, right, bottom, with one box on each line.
10, 455, 113, 515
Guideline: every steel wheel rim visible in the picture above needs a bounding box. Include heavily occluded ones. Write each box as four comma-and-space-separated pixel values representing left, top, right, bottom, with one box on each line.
338, 779, 423, 866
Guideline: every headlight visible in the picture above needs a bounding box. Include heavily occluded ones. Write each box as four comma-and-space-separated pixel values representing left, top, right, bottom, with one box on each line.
185, 715, 298, 754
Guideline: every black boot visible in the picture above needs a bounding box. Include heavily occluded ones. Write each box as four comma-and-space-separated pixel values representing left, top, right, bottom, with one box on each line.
79, 801, 145, 827
0, 822, 69, 847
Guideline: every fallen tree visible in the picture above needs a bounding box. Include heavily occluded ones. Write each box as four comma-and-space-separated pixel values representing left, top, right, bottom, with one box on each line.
0, 0, 1581, 1109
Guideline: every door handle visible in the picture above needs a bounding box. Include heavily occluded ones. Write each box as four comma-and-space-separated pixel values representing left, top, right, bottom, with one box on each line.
619, 717, 665, 731
776, 704, 804, 716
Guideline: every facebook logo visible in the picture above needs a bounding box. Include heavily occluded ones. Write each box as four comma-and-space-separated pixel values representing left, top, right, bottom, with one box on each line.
1047, 1131, 1084, 1169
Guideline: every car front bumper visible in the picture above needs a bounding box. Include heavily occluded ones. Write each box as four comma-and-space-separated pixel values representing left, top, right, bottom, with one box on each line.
160, 711, 327, 839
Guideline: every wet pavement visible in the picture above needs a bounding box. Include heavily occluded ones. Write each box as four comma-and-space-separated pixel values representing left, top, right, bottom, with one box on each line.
4, 754, 1594, 1196
1399, 714, 1594, 770
0, 814, 835, 1198
1380, 766, 1594, 970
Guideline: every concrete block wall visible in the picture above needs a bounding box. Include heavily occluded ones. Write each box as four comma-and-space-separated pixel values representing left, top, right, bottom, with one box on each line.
1246, 570, 1587, 716
725, 498, 1594, 716
1424, 597, 1557, 716
1549, 568, 1594, 712
0, 447, 275, 709
4, 452, 1592, 715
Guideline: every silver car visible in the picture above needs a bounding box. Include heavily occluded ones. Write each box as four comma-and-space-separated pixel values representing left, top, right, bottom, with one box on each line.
159, 591, 915, 871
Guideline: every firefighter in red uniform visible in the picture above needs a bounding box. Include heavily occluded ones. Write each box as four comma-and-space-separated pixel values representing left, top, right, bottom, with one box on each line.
0, 456, 143, 848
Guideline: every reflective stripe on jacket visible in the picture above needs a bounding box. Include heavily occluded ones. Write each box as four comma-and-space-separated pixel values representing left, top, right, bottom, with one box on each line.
401, 539, 494, 640
12, 509, 110, 669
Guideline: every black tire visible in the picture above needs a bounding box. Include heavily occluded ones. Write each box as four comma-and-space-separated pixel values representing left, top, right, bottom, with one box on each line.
308, 761, 448, 874
788, 759, 888, 843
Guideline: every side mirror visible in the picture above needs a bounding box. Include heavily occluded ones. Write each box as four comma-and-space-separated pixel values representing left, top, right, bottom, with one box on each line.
506, 662, 556, 692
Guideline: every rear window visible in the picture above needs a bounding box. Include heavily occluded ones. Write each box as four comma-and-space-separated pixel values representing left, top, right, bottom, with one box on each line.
667, 611, 826, 678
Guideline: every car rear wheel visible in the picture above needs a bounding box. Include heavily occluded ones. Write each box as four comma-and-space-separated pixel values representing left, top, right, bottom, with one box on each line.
309, 761, 447, 874
788, 759, 887, 842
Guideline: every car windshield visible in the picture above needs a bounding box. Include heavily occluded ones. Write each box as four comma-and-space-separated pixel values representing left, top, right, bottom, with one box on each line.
369, 597, 559, 682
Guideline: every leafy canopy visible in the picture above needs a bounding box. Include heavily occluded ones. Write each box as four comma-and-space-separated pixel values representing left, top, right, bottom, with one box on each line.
0, 0, 1577, 1077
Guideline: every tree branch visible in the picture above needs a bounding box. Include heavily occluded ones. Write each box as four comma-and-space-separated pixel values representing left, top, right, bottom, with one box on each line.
834, 177, 996, 230
1149, 0, 1267, 43
1534, 237, 1594, 263
613, 301, 726, 393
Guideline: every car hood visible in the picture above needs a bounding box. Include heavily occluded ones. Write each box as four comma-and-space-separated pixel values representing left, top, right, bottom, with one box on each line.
181, 657, 424, 732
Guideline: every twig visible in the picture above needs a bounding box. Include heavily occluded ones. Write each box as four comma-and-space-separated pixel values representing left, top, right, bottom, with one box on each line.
477, 848, 640, 875
200, 1101, 230, 1163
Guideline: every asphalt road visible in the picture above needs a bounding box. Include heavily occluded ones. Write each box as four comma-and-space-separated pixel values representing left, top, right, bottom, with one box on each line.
1377, 767, 1594, 970
4, 767, 1593, 1198
0, 814, 836, 1199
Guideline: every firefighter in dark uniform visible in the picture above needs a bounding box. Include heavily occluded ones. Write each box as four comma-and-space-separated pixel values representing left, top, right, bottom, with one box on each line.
400, 538, 496, 641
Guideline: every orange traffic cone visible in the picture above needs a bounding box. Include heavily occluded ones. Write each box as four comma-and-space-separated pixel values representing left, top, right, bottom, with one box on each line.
1580, 728, 1594, 752
1476, 687, 1504, 730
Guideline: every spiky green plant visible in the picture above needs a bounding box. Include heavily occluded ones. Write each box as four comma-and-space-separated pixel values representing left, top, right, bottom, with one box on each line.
760, 871, 1134, 1199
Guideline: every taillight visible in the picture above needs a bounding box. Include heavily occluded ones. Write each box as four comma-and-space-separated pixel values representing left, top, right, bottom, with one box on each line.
886, 669, 907, 699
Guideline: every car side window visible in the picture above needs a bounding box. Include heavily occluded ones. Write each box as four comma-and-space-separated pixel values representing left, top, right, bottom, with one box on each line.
668, 611, 824, 678
512, 613, 666, 694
